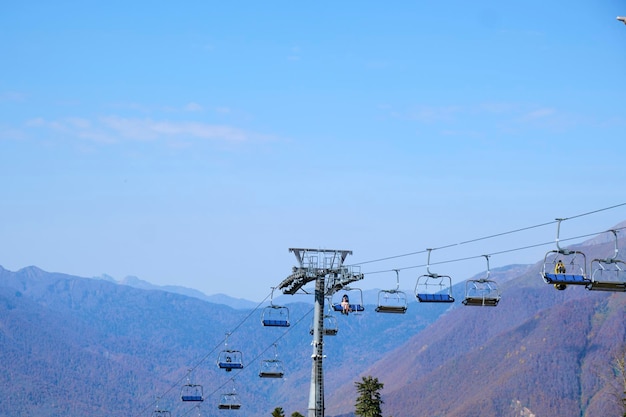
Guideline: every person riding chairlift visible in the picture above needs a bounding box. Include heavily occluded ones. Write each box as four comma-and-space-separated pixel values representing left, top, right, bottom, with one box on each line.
554, 260, 567, 290
340, 294, 352, 315
555, 260, 566, 274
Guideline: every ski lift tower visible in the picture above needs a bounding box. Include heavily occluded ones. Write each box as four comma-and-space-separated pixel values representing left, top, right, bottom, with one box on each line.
278, 248, 363, 417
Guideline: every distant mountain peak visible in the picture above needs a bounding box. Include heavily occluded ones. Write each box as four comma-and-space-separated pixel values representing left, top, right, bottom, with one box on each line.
17, 265, 46, 277
91, 272, 259, 309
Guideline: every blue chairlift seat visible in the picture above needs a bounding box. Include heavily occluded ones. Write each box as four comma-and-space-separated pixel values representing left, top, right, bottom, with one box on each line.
218, 350, 244, 371
182, 394, 203, 402
543, 273, 590, 285
218, 362, 244, 370
181, 383, 203, 402
331, 303, 365, 313
261, 305, 290, 327
262, 318, 290, 327
416, 293, 455, 303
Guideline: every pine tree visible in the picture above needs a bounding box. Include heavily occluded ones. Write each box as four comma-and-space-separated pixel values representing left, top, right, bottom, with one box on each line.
354, 375, 384, 417
271, 407, 285, 417
290, 412, 305, 417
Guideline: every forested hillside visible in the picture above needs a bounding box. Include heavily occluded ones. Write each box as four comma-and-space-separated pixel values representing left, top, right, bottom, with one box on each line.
326, 233, 626, 417
0, 265, 445, 416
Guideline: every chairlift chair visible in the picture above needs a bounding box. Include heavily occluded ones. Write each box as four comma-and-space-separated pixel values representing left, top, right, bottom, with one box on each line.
541, 219, 590, 290
462, 279, 500, 306
180, 371, 204, 402
588, 230, 626, 292
217, 350, 244, 371
181, 383, 204, 402
331, 287, 365, 314
310, 313, 339, 336
462, 255, 501, 307
415, 274, 455, 303
261, 288, 290, 327
375, 270, 408, 314
323, 314, 339, 335
415, 249, 455, 303
152, 403, 171, 417
261, 305, 290, 327
217, 333, 244, 371
259, 344, 285, 378
259, 358, 285, 378
218, 388, 241, 410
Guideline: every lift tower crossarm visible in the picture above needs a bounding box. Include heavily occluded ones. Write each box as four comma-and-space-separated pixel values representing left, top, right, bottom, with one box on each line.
326, 269, 365, 296
278, 248, 354, 295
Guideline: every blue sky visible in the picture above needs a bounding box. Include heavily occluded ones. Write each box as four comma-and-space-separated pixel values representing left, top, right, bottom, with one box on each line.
1, 1, 625, 301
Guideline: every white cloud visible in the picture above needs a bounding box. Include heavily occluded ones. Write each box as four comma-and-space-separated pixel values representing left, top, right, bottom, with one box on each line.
101, 116, 249, 142
391, 102, 574, 134
24, 115, 270, 146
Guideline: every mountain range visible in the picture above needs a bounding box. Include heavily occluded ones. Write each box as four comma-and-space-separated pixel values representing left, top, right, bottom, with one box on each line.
0, 225, 625, 417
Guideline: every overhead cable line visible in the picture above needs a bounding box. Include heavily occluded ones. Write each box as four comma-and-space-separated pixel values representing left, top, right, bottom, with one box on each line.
133, 290, 274, 417
137, 283, 316, 417
361, 226, 626, 276
350, 202, 626, 268
173, 304, 315, 417
203, 306, 314, 397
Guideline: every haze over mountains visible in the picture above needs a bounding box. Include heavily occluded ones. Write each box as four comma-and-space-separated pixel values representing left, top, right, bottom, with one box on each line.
0, 226, 625, 417
96, 273, 259, 310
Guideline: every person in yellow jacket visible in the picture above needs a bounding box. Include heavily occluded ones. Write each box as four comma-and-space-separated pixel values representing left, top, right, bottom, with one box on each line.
554, 260, 566, 274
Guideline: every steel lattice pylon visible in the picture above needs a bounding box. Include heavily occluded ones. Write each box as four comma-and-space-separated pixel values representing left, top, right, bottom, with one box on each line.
279, 248, 363, 417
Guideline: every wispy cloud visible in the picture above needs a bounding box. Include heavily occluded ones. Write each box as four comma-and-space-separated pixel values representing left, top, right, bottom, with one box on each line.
389, 101, 578, 135
102, 116, 250, 142
108, 102, 207, 114
25, 116, 272, 146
